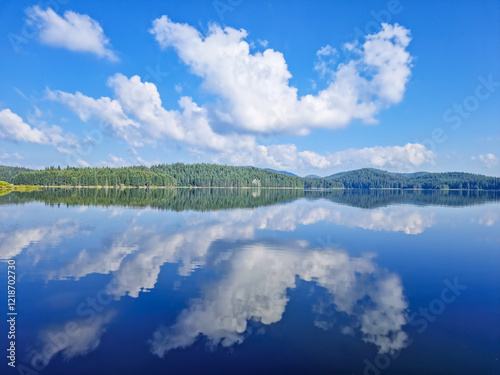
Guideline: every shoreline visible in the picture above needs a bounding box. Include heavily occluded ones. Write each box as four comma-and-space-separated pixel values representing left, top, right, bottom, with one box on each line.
20, 186, 500, 192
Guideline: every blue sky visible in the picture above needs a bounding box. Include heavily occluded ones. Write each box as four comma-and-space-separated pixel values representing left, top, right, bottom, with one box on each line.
0, 0, 499, 176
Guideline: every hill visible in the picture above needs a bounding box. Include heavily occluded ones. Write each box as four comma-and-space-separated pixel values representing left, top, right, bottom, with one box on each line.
0, 165, 32, 183
6, 164, 499, 190
325, 168, 499, 190
13, 164, 305, 188
14, 166, 175, 187
264, 168, 299, 177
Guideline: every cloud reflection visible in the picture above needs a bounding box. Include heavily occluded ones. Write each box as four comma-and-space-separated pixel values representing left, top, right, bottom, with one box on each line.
38, 201, 434, 299
32, 312, 115, 369
0, 218, 79, 260
149, 243, 409, 356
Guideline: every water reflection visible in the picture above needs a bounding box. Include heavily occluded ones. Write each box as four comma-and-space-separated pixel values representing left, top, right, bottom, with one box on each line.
0, 218, 79, 259
1, 187, 498, 211
150, 242, 409, 356
34, 200, 436, 294
32, 312, 116, 369
1, 190, 498, 374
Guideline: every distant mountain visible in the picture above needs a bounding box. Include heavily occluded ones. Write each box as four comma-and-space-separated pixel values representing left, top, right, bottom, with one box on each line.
325, 170, 350, 178
305, 174, 322, 178
264, 168, 299, 177
396, 171, 430, 178
325, 168, 499, 190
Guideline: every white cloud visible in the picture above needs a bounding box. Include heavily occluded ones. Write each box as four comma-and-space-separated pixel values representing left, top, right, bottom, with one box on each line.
477, 153, 498, 168
136, 156, 159, 167
257, 39, 268, 48
47, 74, 255, 152
45, 19, 425, 172
314, 44, 338, 78
77, 159, 90, 167
327, 143, 436, 169
217, 142, 435, 171
0, 152, 23, 160
0, 108, 76, 151
298, 150, 332, 169
46, 79, 436, 170
26, 6, 117, 61
151, 17, 412, 134
46, 88, 142, 146
99, 154, 128, 168
0, 108, 51, 143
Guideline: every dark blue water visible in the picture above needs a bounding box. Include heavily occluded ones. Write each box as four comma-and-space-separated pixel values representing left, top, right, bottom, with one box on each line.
1, 189, 499, 374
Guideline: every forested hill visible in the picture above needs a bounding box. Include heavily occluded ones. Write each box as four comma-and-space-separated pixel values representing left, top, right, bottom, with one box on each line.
0, 166, 32, 183
5, 164, 499, 189
11, 164, 327, 188
149, 163, 303, 187
325, 168, 500, 190
13, 166, 175, 187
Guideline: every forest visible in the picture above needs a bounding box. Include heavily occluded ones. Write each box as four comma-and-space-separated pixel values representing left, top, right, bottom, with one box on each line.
0, 187, 304, 211
325, 168, 500, 190
13, 166, 175, 187
3, 164, 499, 190
0, 165, 32, 183
150, 163, 304, 188
1, 187, 497, 210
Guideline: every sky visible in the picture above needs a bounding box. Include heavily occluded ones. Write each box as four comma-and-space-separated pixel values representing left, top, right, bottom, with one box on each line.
0, 0, 499, 176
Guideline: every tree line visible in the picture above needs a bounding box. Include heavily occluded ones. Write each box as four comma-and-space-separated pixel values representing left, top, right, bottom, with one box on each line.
13, 166, 175, 187
325, 168, 500, 190
2, 186, 497, 210
5, 164, 500, 190
0, 187, 304, 211
0, 166, 32, 183
149, 163, 304, 188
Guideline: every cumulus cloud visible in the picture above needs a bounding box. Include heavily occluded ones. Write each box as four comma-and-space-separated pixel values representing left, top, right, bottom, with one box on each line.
43, 18, 427, 172
151, 17, 412, 134
99, 154, 129, 168
0, 108, 80, 154
216, 142, 435, 171
328, 143, 436, 169
26, 6, 117, 61
47, 74, 255, 151
0, 108, 52, 144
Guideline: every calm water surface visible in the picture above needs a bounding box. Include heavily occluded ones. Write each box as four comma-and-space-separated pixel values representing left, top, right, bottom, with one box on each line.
1, 189, 499, 375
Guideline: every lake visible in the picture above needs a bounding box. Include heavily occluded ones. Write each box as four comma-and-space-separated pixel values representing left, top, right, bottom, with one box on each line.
1, 189, 499, 375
